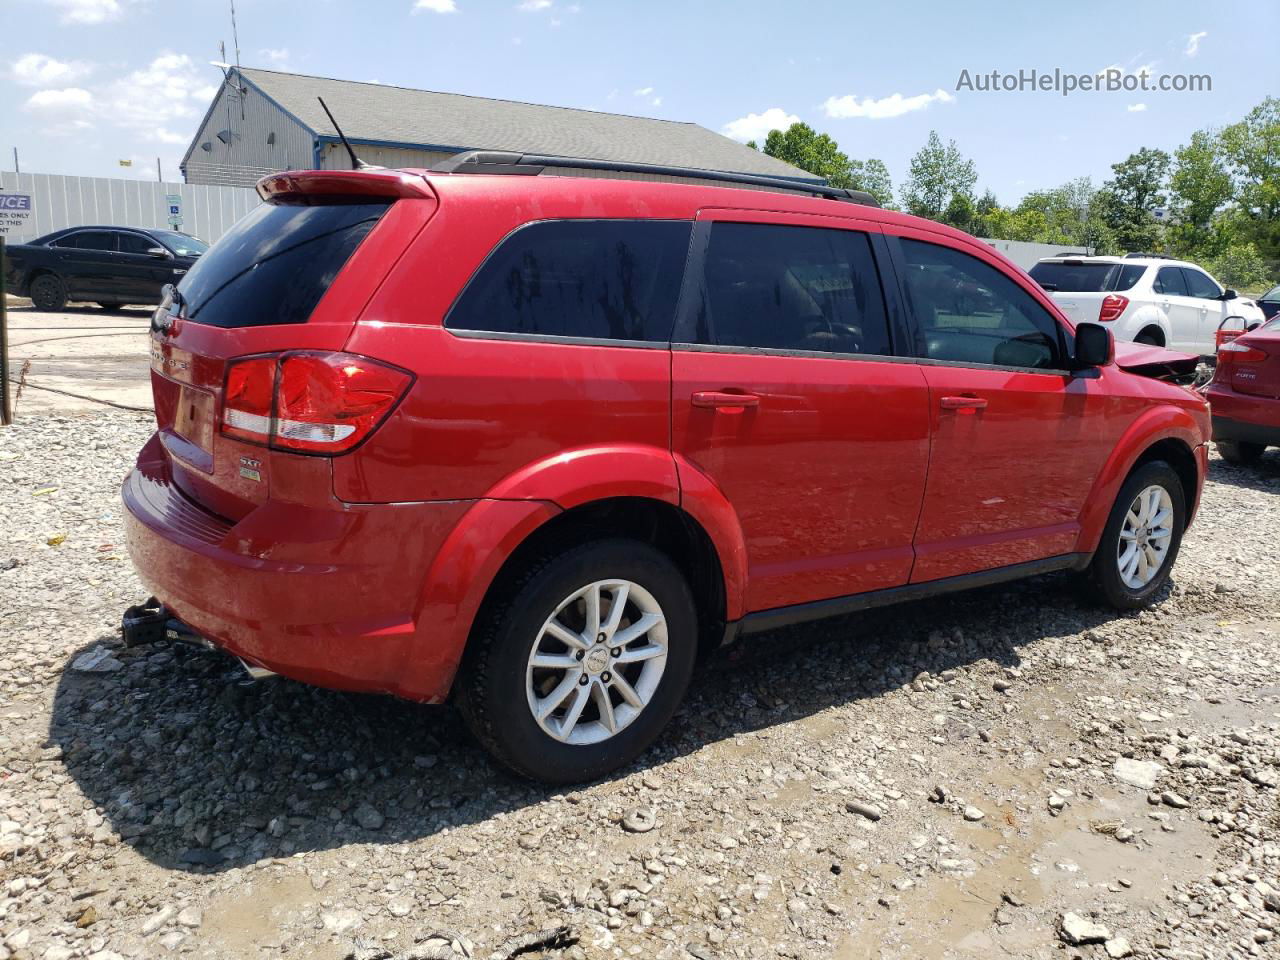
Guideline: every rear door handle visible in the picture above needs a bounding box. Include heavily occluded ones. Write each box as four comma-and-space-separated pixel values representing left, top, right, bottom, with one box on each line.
940, 395, 988, 411
692, 390, 760, 409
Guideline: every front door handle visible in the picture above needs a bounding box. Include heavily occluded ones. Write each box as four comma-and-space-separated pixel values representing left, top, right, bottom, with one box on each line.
940, 395, 988, 411
692, 390, 760, 409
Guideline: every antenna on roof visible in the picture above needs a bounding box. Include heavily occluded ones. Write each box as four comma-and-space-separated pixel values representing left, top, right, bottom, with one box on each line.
317, 97, 369, 171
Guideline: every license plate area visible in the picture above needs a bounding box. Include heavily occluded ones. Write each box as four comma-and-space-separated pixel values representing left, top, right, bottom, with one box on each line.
174, 386, 215, 453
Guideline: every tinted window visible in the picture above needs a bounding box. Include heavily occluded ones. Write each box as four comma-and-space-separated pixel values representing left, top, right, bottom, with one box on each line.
178, 202, 388, 328
118, 233, 159, 255
1029, 261, 1148, 293
1153, 266, 1189, 296
1181, 268, 1221, 299
447, 220, 690, 342
901, 238, 1064, 370
1262, 285, 1280, 302
688, 222, 890, 356
57, 231, 116, 251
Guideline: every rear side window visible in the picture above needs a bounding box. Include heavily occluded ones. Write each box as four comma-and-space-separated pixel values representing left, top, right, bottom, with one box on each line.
178, 202, 389, 328
900, 238, 1065, 370
447, 220, 690, 343
57, 231, 117, 251
686, 222, 891, 356
1029, 261, 1146, 292
1153, 266, 1189, 296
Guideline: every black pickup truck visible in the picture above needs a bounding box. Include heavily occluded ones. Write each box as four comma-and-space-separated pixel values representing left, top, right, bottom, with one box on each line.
3, 225, 208, 311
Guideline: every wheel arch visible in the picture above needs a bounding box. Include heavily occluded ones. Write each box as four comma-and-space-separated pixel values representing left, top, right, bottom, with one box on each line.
1077, 408, 1204, 554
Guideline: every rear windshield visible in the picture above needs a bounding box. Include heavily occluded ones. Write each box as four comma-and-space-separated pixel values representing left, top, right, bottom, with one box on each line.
178, 202, 388, 327
1029, 261, 1145, 293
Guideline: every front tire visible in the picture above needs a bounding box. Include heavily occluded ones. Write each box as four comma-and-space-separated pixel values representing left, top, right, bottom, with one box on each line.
1084, 460, 1186, 610
456, 539, 697, 784
1216, 440, 1265, 466
29, 274, 67, 311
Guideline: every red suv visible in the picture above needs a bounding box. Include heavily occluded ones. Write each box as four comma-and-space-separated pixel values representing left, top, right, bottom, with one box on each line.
1205, 316, 1280, 465
125, 154, 1210, 783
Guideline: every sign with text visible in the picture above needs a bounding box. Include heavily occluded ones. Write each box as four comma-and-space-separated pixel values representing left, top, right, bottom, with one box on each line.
0, 193, 33, 236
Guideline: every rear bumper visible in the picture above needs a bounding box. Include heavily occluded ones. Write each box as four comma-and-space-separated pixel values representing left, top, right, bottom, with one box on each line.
122, 433, 471, 700
1212, 416, 1280, 448
1206, 383, 1280, 445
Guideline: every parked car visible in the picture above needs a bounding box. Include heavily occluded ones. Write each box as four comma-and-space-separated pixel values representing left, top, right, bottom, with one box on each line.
1029, 254, 1265, 354
1205, 315, 1280, 464
1257, 283, 1280, 322
3, 226, 208, 311
124, 157, 1210, 783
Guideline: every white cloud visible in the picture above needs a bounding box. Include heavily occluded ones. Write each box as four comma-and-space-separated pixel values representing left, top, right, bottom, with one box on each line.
823, 88, 954, 120
43, 0, 122, 24
24, 87, 94, 110
12, 53, 93, 87
652, 96, 662, 107
413, 0, 457, 12
633, 86, 653, 96
1185, 31, 1207, 57
721, 107, 801, 142
259, 48, 290, 64
631, 87, 660, 107
518, 0, 552, 9
1127, 102, 1148, 112
1097, 60, 1157, 79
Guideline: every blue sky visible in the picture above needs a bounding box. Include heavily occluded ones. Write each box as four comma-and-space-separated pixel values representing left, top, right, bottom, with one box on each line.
2, 0, 1275, 204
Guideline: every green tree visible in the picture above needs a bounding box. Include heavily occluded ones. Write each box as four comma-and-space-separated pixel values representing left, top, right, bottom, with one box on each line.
760, 122, 855, 189
1099, 147, 1171, 252
901, 131, 978, 226
1168, 129, 1233, 252
1218, 97, 1280, 267
848, 157, 895, 208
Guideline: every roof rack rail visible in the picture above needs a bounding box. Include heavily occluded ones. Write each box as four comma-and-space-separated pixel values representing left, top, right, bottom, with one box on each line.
1123, 251, 1171, 259
429, 150, 881, 208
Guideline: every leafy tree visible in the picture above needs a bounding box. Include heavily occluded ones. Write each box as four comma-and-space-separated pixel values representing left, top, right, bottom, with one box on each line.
1205, 242, 1270, 292
760, 122, 856, 189
1168, 129, 1233, 252
1099, 148, 1171, 252
848, 157, 895, 208
1218, 97, 1280, 267
901, 131, 978, 225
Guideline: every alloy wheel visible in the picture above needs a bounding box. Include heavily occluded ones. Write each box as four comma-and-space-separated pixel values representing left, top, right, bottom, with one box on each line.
525, 579, 668, 746
1117, 484, 1174, 589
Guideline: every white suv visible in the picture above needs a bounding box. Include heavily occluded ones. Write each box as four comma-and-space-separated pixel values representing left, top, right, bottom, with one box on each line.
1029, 255, 1265, 354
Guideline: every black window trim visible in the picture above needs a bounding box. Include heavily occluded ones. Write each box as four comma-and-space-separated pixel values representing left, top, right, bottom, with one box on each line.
443, 217, 695, 348
669, 218, 907, 363
883, 233, 1076, 377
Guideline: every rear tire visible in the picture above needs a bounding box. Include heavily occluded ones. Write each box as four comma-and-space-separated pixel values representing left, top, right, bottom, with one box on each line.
1084, 460, 1185, 610
1216, 440, 1265, 466
456, 539, 697, 784
29, 274, 67, 311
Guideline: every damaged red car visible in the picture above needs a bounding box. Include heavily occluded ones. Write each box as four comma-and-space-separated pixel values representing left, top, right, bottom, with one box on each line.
124, 155, 1210, 782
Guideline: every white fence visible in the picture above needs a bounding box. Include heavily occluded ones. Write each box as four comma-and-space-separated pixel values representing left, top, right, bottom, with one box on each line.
0, 172, 259, 245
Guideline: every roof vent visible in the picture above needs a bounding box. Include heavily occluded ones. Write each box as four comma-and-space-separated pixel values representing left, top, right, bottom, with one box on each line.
200, 141, 212, 152
216, 129, 240, 145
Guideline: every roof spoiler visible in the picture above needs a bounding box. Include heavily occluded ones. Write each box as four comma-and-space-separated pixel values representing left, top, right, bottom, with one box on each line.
256, 169, 435, 202
429, 150, 881, 207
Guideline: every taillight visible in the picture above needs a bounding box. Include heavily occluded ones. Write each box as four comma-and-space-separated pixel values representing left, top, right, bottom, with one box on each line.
1217, 341, 1268, 363
1098, 294, 1128, 323
220, 352, 412, 455
222, 356, 276, 444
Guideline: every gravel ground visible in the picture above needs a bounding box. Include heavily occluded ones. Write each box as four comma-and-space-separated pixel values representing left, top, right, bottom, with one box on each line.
1, 411, 1278, 960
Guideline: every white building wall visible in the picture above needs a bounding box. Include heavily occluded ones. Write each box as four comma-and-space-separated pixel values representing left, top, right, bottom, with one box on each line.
183, 78, 315, 187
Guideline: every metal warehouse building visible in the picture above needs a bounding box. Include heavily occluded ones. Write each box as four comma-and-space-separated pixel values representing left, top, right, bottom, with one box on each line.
182, 68, 816, 189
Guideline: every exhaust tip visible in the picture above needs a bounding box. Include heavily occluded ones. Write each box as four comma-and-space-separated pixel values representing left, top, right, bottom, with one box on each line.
238, 658, 277, 681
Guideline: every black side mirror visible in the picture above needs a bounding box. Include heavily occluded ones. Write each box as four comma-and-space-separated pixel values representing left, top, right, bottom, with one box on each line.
1074, 322, 1115, 369
1220, 288, 1238, 300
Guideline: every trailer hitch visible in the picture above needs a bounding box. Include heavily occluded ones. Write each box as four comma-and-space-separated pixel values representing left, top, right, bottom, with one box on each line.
122, 597, 213, 650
